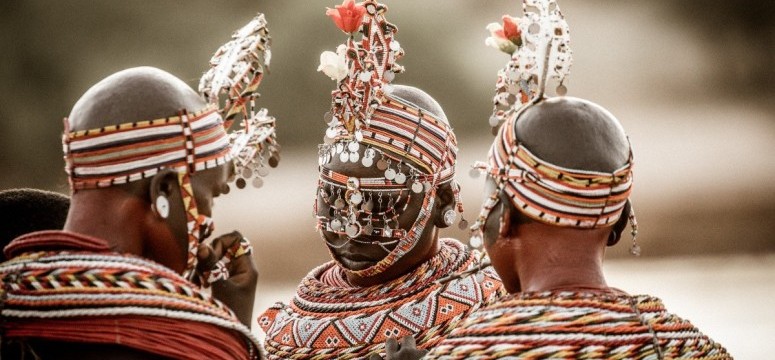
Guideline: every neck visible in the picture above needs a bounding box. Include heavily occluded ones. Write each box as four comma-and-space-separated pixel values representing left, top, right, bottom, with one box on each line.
513, 222, 609, 293
64, 189, 149, 255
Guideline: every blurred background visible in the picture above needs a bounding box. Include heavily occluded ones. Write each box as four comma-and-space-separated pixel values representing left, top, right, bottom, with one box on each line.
1, 0, 773, 358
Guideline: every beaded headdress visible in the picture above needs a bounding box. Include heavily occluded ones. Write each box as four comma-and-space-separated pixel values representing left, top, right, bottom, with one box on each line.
315, 0, 464, 276
62, 14, 278, 276
469, 0, 639, 254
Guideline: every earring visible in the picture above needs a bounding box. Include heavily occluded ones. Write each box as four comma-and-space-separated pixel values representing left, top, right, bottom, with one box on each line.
155, 195, 170, 219
443, 209, 456, 227
628, 207, 641, 256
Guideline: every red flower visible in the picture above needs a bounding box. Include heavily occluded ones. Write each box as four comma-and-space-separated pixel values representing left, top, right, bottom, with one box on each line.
498, 15, 522, 45
326, 0, 367, 34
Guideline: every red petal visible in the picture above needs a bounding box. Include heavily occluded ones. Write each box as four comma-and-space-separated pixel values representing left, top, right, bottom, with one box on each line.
327, 8, 346, 32
502, 15, 521, 41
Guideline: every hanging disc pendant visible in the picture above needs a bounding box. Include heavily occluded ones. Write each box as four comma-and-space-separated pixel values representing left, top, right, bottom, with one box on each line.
252, 177, 264, 189
384, 168, 396, 180
411, 181, 423, 193
363, 223, 374, 235
335, 143, 344, 153
376, 159, 389, 171
458, 218, 469, 230
394, 172, 406, 184
345, 223, 362, 238
257, 167, 270, 177
348, 141, 360, 152
362, 156, 374, 167
339, 151, 349, 163
334, 198, 346, 210
349, 191, 363, 205
361, 200, 374, 212
349, 151, 359, 163
326, 127, 338, 139
330, 218, 343, 232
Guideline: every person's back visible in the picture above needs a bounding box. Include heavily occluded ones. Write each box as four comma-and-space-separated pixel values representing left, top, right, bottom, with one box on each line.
425, 2, 730, 358
0, 14, 276, 359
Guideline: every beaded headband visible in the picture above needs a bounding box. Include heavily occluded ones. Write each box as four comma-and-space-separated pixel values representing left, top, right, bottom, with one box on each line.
316, 0, 464, 277
470, 0, 639, 254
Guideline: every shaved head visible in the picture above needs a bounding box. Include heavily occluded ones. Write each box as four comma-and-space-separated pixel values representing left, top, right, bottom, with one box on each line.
68, 66, 206, 131
516, 97, 630, 173
390, 84, 448, 125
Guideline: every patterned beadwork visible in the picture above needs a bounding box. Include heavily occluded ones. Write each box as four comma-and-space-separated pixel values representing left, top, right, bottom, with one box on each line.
0, 231, 259, 360
426, 290, 732, 360
258, 239, 505, 359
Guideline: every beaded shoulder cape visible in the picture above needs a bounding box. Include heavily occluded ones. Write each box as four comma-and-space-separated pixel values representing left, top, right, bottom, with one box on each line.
258, 238, 505, 359
0, 230, 260, 360
425, 290, 732, 360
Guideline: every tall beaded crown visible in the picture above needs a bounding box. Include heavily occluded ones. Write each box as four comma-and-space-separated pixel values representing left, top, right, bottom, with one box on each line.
486, 0, 572, 132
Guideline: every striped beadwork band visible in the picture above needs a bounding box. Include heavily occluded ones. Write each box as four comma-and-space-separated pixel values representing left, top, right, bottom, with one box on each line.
476, 114, 633, 229
63, 105, 232, 190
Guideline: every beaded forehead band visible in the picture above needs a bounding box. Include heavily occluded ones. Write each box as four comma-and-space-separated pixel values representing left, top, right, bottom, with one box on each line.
469, 0, 639, 255
315, 0, 464, 277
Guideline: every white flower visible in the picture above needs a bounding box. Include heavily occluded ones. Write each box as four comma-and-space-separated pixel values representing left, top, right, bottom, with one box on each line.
317, 44, 348, 82
485, 22, 518, 55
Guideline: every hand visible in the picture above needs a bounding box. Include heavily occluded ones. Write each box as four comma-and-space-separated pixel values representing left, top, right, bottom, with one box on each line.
196, 230, 258, 326
369, 336, 428, 360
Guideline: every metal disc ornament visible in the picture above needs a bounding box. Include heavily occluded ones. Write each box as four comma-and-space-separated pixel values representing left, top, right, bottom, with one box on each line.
345, 223, 362, 238
348, 141, 360, 152
349, 191, 363, 205
363, 223, 374, 235
349, 151, 360, 163
257, 166, 270, 177
242, 167, 253, 178
362, 156, 374, 167
394, 172, 406, 184
334, 198, 346, 210
236, 178, 247, 189
384, 168, 396, 180
252, 176, 264, 188
326, 127, 338, 139
361, 199, 374, 212
411, 181, 423, 193
339, 151, 350, 163
376, 159, 389, 171
330, 218, 343, 231
469, 235, 483, 248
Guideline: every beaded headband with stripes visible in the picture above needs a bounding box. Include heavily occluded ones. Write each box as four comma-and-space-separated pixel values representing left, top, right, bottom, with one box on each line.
315, 0, 464, 277
469, 0, 639, 255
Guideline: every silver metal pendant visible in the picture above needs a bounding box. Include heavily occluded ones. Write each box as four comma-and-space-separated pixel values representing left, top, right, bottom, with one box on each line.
339, 151, 349, 163
394, 172, 406, 184
362, 157, 373, 167
384, 168, 396, 180
411, 181, 423, 193
349, 151, 360, 163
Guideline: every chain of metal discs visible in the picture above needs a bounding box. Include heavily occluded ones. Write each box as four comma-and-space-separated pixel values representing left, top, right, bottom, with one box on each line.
317, 140, 436, 239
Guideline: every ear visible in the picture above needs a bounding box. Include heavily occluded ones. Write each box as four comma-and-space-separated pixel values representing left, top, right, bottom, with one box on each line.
149, 168, 182, 219
607, 200, 631, 246
432, 183, 456, 228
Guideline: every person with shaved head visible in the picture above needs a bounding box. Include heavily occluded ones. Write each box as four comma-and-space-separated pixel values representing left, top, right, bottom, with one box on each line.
0, 67, 263, 359
423, 97, 732, 359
